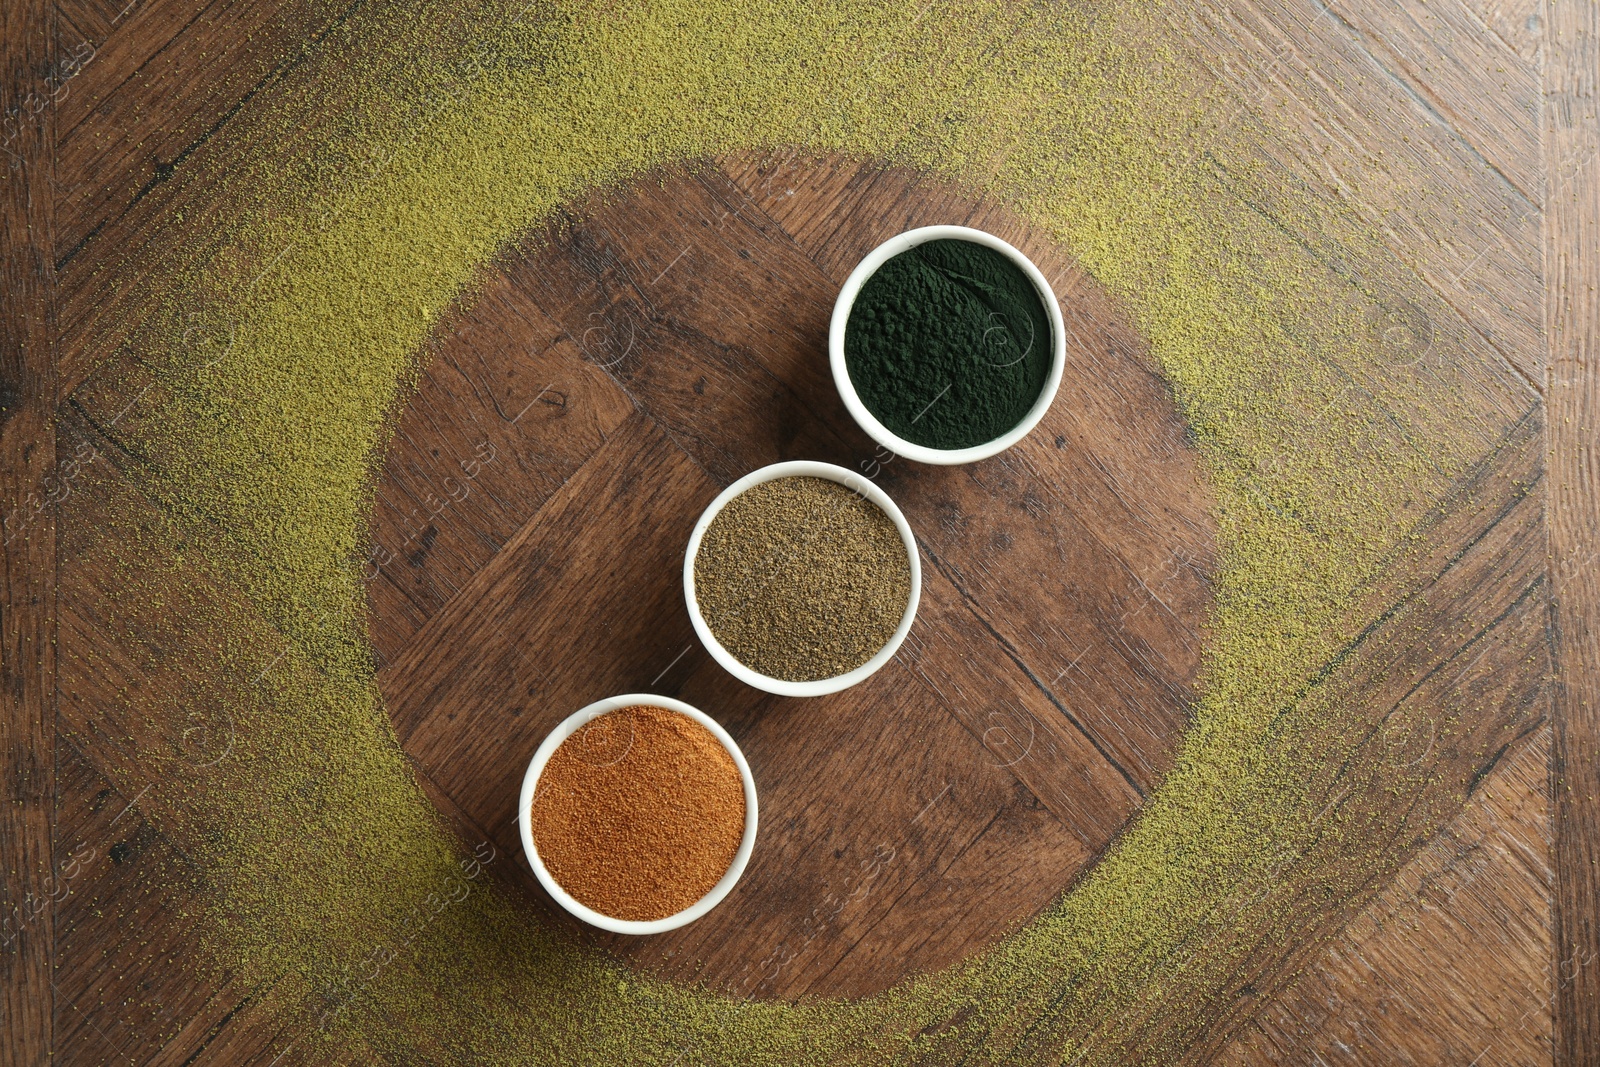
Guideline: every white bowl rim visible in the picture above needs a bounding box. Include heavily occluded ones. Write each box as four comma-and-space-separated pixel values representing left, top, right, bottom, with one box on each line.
683, 460, 922, 698
517, 693, 759, 936
829, 224, 1068, 466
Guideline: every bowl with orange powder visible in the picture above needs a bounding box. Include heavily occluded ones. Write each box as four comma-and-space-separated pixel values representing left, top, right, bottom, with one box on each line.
518, 693, 758, 934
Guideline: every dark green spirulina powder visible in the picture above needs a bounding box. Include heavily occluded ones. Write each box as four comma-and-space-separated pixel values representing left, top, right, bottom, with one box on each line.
844, 238, 1053, 450
694, 476, 912, 682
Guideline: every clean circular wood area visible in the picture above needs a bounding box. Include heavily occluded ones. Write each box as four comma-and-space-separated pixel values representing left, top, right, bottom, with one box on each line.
370, 154, 1217, 1000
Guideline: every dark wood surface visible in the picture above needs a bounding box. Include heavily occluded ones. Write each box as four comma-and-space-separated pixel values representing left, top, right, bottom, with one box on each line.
1548, 1, 1600, 1063
2, 0, 1597, 1063
2, 0, 58, 1063
372, 163, 1216, 996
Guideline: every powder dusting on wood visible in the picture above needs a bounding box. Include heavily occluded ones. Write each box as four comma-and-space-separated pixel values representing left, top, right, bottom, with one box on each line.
90, 0, 1523, 1061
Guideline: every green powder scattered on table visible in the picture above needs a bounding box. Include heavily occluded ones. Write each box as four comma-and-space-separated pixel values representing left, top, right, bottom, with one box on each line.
694, 476, 912, 682
844, 238, 1054, 451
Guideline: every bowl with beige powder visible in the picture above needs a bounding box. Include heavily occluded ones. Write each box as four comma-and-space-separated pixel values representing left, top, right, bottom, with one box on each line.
518, 694, 758, 935
684, 460, 921, 697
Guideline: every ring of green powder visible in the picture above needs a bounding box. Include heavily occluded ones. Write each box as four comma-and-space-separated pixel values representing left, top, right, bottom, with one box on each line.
117, 0, 1497, 1061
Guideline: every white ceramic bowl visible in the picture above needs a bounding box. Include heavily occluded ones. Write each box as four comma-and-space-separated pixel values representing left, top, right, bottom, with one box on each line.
684, 460, 921, 698
829, 224, 1067, 465
518, 693, 758, 935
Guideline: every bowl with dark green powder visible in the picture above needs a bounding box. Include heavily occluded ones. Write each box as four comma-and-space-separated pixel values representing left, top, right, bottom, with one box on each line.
831, 225, 1066, 464
684, 461, 921, 697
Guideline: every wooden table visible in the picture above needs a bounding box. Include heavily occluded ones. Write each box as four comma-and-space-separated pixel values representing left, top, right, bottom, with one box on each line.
2, 1, 1595, 1063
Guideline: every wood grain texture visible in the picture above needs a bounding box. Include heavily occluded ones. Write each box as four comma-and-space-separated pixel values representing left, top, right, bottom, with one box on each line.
1177, 0, 1545, 389
1221, 725, 1553, 1066
49, 0, 388, 396
51, 737, 210, 1066
52, 0, 141, 51
1469, 0, 1546, 65
691, 158, 1217, 788
1547, 0, 1600, 1062
379, 410, 1120, 999
25, 0, 1589, 1060
374, 163, 1218, 998
1014, 406, 1553, 1065
366, 292, 635, 666
51, 0, 345, 267
0, 0, 57, 1059
1330, 0, 1541, 201
50, 416, 391, 1067
47, 735, 353, 1067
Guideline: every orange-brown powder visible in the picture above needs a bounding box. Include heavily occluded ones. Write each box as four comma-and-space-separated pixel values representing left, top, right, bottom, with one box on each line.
529, 705, 746, 922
